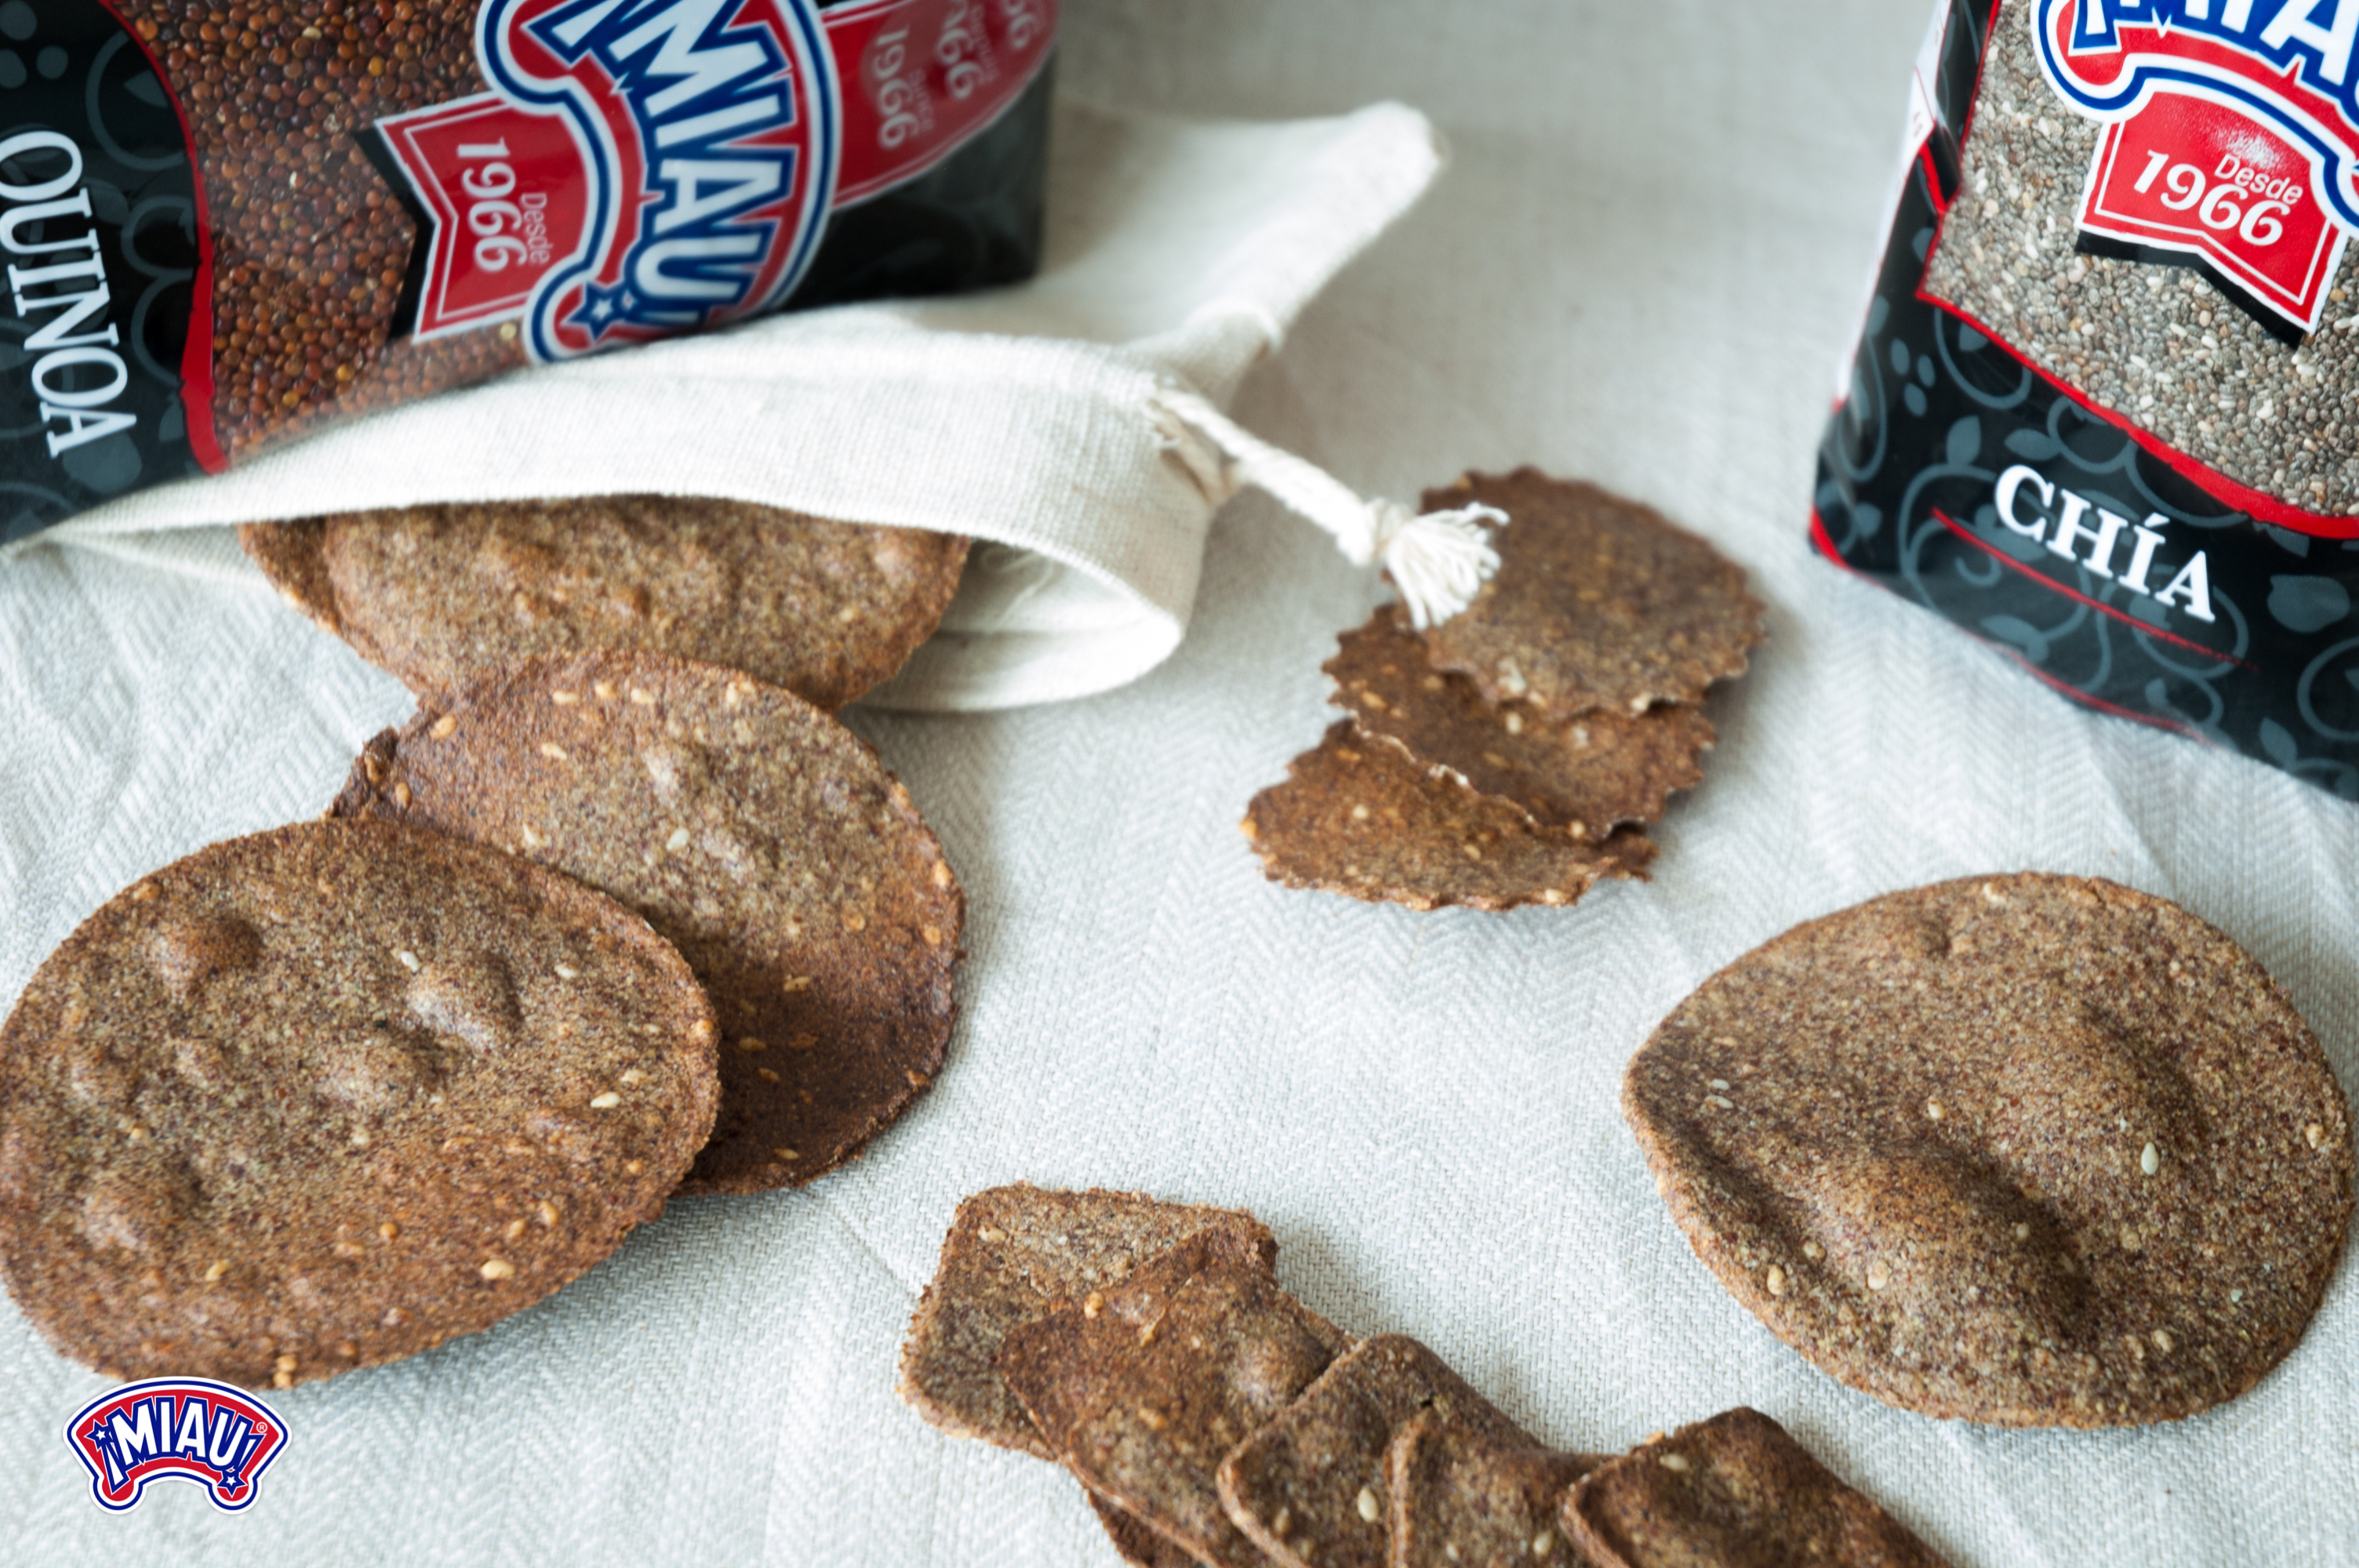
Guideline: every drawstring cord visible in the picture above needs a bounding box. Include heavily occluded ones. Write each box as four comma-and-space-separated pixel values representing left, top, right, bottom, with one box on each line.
1150, 387, 1505, 629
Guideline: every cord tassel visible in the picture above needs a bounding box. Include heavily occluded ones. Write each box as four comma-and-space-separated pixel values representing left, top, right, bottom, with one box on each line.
1151, 387, 1505, 627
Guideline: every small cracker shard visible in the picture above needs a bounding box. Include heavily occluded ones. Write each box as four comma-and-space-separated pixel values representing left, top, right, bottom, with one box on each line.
328, 649, 963, 1195
896, 1184, 1278, 1458
1419, 470, 1765, 719
1243, 722, 1655, 913
243, 496, 971, 712
1387, 1410, 1612, 1568
1217, 1334, 1528, 1568
1560, 1408, 1951, 1568
1623, 872, 2355, 1428
999, 1227, 1350, 1568
1328, 604, 1713, 838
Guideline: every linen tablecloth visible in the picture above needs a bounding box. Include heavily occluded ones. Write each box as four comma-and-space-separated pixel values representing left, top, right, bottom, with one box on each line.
4, 2, 2352, 1563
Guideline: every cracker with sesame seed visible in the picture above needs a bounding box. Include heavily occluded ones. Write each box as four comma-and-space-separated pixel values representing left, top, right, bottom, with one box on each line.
0, 819, 718, 1391
1624, 873, 2356, 1428
897, 1184, 1278, 1458
1217, 1335, 1529, 1568
1000, 1227, 1350, 1568
1386, 1410, 1612, 1568
1559, 1409, 1950, 1568
1243, 722, 1655, 913
1418, 471, 1765, 720
1327, 605, 1714, 840
241, 497, 970, 710
327, 649, 963, 1195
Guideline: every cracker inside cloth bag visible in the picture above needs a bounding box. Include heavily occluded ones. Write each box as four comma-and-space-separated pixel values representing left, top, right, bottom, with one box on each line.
24, 99, 1467, 712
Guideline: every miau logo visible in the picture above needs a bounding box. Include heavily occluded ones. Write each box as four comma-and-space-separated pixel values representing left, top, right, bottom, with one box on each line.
64, 1378, 292, 1513
2034, 0, 2359, 335
370, 0, 1056, 361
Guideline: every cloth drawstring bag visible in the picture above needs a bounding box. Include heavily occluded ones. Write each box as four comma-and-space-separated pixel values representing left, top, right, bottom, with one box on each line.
13, 97, 1486, 713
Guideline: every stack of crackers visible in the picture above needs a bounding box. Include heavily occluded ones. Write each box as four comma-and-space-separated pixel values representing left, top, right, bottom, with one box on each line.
900, 1185, 1952, 1568
1245, 471, 1765, 913
0, 499, 973, 1389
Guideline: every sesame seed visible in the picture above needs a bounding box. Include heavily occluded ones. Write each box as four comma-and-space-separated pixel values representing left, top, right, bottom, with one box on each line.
2140, 1142, 2159, 1176
503, 1218, 528, 1241
333, 1240, 365, 1258
429, 714, 458, 739
775, 1148, 800, 1162
2013, 1222, 2031, 1241
1503, 711, 1525, 735
1866, 1261, 1892, 1291
129, 882, 158, 902
551, 691, 580, 706
1925, 1099, 1944, 1120
1709, 1080, 1729, 1091
395, 949, 420, 971
922, 925, 943, 946
843, 910, 867, 932
272, 1370, 293, 1389
758, 1068, 780, 1083
738, 1038, 768, 1054
2230, 1289, 2244, 1305
783, 975, 813, 993
391, 782, 411, 810
788, 1033, 820, 1051
1083, 1291, 1104, 1319
2153, 1328, 2175, 1352
1801, 1241, 1824, 1261
589, 1092, 623, 1109
2121, 1227, 2143, 1252
480, 1258, 515, 1280
630, 688, 658, 705
1357, 1486, 1380, 1523
555, 964, 578, 980
667, 827, 690, 851
620, 1069, 647, 1084
537, 1201, 560, 1226
1532, 1531, 1555, 1558
1765, 1266, 1787, 1297
203, 1259, 229, 1282
623, 1160, 645, 1176
275, 1353, 297, 1373
932, 862, 954, 889
540, 742, 569, 761
1350, 804, 1372, 822
380, 1222, 399, 1241
593, 682, 617, 700
1659, 1454, 1691, 1472
2307, 1123, 2326, 1149
1703, 1095, 1733, 1111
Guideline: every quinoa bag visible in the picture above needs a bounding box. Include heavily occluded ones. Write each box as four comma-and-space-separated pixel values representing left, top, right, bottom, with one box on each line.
0, 0, 1053, 535
1817, 0, 2359, 796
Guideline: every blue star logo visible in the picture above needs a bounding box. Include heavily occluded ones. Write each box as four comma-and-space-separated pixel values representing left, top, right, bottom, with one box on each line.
568, 279, 642, 343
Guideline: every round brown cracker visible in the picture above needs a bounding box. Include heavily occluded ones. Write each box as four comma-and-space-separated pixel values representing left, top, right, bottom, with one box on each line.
1243, 721, 1655, 913
0, 819, 718, 1390
1624, 873, 2356, 1428
1327, 604, 1714, 838
244, 496, 969, 710
1419, 470, 1765, 718
328, 650, 963, 1195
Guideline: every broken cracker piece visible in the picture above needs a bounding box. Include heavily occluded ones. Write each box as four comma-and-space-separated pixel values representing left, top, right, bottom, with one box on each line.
1329, 604, 1713, 839
1560, 1408, 1950, 1568
897, 1185, 1278, 1458
1217, 1334, 1528, 1568
1387, 1410, 1612, 1568
1244, 722, 1654, 913
1000, 1228, 1349, 1568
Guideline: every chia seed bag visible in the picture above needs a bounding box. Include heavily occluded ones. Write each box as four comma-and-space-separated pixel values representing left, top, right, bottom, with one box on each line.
1816, 0, 2359, 796
0, 0, 1053, 539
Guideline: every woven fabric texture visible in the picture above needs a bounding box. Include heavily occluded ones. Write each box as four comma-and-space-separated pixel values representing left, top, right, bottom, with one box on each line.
2, 2, 2354, 1564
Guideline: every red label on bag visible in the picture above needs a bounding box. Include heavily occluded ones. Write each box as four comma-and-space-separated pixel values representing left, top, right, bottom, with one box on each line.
371, 0, 1056, 359
373, 95, 593, 341
2077, 94, 2347, 333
